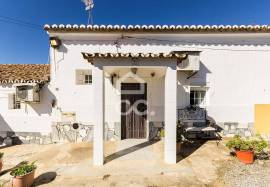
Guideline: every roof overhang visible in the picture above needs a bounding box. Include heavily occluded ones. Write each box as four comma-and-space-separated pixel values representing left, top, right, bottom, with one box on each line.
44, 24, 270, 33
81, 52, 190, 64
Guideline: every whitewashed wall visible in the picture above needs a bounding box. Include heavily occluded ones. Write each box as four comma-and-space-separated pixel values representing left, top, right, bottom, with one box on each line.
2, 32, 270, 135
0, 84, 53, 134
49, 32, 270, 128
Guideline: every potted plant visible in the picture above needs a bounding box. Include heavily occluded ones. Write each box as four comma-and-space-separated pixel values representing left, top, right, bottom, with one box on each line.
176, 121, 185, 154
10, 161, 37, 187
226, 135, 268, 164
0, 152, 3, 171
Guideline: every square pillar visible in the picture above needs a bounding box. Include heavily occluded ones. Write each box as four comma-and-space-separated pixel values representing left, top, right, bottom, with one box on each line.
92, 64, 104, 166
164, 64, 177, 164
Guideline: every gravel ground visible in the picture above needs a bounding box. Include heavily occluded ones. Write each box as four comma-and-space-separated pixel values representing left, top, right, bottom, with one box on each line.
222, 158, 270, 187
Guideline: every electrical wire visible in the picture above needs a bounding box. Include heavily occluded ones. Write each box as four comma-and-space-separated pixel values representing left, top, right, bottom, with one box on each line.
0, 15, 42, 31
123, 36, 270, 52
1, 14, 268, 52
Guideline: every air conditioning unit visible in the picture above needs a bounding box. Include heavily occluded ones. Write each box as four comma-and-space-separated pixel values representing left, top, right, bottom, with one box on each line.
16, 84, 40, 102
177, 52, 200, 71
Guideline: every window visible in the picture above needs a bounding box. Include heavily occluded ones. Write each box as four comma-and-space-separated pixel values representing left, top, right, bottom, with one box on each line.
76, 69, 92, 85
84, 74, 92, 84
13, 95, 21, 109
8, 94, 21, 110
190, 89, 206, 107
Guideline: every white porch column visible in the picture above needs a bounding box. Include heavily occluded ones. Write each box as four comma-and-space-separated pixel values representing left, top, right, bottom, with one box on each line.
164, 64, 177, 164
92, 64, 104, 166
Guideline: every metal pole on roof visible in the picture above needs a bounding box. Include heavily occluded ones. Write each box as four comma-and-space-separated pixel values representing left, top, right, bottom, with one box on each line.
82, 0, 94, 25
88, 9, 93, 25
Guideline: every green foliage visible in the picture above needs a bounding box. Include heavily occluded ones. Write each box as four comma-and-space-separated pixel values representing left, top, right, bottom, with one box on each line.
0, 152, 3, 159
177, 121, 186, 142
10, 161, 37, 177
226, 135, 268, 153
160, 129, 165, 138
160, 121, 186, 142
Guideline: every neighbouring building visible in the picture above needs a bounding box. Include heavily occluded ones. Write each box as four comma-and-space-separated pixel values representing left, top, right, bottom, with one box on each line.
1, 24, 270, 165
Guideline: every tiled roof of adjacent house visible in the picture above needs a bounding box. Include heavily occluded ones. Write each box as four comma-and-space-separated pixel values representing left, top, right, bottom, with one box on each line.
0, 64, 50, 84
44, 24, 270, 33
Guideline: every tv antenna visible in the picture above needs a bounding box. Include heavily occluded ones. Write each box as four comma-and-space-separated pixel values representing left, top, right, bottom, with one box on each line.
81, 0, 94, 25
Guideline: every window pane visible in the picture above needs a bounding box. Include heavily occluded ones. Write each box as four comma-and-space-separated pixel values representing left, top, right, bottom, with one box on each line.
201, 91, 205, 98
195, 91, 200, 98
190, 98, 194, 105
84, 74, 92, 84
190, 91, 195, 99
190, 90, 206, 106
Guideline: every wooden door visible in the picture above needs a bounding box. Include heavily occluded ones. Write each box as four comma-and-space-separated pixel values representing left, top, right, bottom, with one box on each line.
121, 83, 147, 139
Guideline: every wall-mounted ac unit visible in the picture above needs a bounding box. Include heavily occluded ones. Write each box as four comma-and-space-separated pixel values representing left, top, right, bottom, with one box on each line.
177, 52, 200, 71
16, 84, 40, 102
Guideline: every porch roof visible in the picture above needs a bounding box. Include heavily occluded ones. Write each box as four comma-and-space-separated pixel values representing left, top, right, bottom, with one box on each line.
81, 52, 187, 62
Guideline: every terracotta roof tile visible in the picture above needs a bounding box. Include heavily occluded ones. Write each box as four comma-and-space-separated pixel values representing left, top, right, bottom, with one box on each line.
44, 24, 270, 33
0, 64, 50, 84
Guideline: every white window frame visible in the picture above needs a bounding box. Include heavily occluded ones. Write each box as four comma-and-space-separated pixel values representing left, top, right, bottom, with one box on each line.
75, 69, 92, 85
8, 93, 21, 110
189, 86, 208, 108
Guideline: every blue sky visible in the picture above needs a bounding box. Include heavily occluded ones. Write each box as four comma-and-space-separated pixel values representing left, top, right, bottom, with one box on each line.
1, 0, 270, 64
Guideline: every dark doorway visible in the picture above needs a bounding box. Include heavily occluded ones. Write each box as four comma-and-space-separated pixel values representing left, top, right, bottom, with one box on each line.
121, 83, 147, 139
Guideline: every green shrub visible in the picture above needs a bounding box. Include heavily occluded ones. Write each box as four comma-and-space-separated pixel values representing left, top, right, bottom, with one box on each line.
160, 122, 186, 142
177, 121, 185, 142
10, 161, 37, 177
160, 129, 165, 138
0, 152, 3, 159
226, 135, 268, 153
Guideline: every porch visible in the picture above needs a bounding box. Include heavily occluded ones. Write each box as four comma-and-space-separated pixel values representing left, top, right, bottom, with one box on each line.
82, 52, 200, 165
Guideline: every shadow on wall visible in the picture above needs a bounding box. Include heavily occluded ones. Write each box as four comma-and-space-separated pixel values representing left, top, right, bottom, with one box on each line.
65, 36, 270, 47
177, 61, 212, 109
0, 116, 23, 146
189, 61, 211, 87
0, 114, 14, 145
29, 84, 56, 116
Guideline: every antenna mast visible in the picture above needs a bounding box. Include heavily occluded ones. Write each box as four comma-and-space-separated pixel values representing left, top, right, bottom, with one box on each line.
82, 0, 94, 25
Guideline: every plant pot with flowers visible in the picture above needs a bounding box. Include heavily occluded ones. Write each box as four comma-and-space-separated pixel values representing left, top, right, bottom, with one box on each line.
226, 135, 268, 164
10, 161, 37, 187
0, 152, 3, 171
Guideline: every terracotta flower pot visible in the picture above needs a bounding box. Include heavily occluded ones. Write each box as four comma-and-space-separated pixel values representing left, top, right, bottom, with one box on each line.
236, 150, 254, 164
12, 170, 35, 187
0, 159, 2, 171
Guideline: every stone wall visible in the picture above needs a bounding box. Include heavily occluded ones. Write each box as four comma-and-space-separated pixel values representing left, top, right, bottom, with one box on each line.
218, 122, 254, 137
51, 122, 94, 143
0, 131, 52, 145
0, 122, 122, 145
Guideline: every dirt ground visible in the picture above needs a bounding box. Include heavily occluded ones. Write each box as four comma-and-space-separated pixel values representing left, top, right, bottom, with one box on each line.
0, 140, 230, 187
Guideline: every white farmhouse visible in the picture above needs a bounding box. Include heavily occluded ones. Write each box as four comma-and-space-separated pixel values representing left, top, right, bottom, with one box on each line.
1, 24, 270, 165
